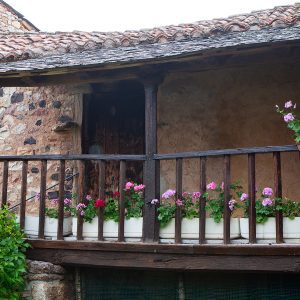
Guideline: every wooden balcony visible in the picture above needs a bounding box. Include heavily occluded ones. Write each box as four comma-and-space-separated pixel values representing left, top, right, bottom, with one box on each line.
3, 144, 300, 272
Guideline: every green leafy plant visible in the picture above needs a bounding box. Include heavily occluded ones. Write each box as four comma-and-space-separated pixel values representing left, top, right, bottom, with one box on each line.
124, 182, 145, 219
45, 197, 72, 219
276, 101, 300, 143
71, 182, 145, 223
104, 193, 119, 222
157, 190, 201, 227
241, 187, 300, 224
205, 181, 242, 223
0, 206, 30, 299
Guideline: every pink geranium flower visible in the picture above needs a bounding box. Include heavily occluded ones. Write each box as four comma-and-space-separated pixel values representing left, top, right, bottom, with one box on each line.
125, 182, 134, 190
206, 182, 217, 190
134, 184, 145, 191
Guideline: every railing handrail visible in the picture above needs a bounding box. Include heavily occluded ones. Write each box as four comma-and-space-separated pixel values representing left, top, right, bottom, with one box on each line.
0, 154, 147, 161
154, 144, 298, 160
8, 172, 79, 211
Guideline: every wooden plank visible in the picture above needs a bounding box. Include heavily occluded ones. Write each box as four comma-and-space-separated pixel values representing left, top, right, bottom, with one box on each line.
19, 160, 28, 230
118, 160, 126, 242
199, 157, 206, 244
38, 160, 47, 239
77, 160, 86, 241
175, 158, 183, 244
27, 239, 300, 256
57, 160, 66, 240
1, 160, 8, 207
154, 145, 297, 160
0, 154, 146, 161
98, 160, 105, 241
143, 79, 160, 242
223, 155, 231, 244
26, 248, 300, 272
248, 154, 256, 244
274, 152, 283, 244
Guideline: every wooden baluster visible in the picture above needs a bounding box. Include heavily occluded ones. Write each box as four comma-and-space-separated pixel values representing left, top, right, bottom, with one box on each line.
274, 152, 283, 243
1, 160, 8, 207
19, 161, 28, 230
38, 160, 47, 239
175, 158, 183, 244
154, 160, 160, 242
248, 154, 256, 243
98, 160, 105, 241
77, 160, 87, 241
118, 160, 126, 242
199, 157, 206, 244
223, 155, 231, 244
57, 160, 66, 240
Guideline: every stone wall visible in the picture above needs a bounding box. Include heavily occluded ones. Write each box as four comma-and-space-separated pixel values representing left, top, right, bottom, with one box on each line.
157, 62, 300, 199
0, 1, 37, 32
0, 85, 84, 211
23, 260, 75, 300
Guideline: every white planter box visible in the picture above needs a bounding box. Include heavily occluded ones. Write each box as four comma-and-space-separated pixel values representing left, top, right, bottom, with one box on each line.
72, 217, 143, 238
240, 217, 300, 239
17, 215, 72, 237
159, 218, 240, 239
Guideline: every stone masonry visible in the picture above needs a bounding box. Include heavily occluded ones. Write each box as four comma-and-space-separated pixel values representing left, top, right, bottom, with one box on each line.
22, 260, 75, 300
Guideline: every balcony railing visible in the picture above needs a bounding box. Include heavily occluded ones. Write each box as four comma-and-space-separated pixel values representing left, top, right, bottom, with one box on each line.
2, 144, 299, 245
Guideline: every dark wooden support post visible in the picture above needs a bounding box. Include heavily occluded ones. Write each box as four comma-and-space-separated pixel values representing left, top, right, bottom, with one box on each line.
118, 160, 126, 242
274, 152, 283, 244
19, 160, 28, 230
199, 157, 206, 244
248, 154, 256, 243
57, 160, 66, 240
175, 158, 183, 244
1, 160, 8, 207
77, 160, 87, 241
38, 160, 47, 239
223, 155, 231, 244
98, 160, 105, 241
143, 78, 161, 242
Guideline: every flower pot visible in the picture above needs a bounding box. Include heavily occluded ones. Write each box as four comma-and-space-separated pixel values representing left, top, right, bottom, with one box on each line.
17, 215, 72, 237
240, 217, 300, 239
72, 217, 143, 238
159, 218, 240, 239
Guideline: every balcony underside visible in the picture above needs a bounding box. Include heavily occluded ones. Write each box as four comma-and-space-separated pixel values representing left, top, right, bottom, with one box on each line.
27, 240, 300, 272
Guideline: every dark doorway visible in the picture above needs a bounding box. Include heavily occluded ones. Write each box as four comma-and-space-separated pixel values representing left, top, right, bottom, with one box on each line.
82, 80, 145, 196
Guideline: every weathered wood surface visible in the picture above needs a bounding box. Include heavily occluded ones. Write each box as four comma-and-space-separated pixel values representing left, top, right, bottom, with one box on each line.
38, 160, 47, 239
274, 152, 283, 244
118, 161, 126, 242
199, 157, 206, 244
223, 155, 231, 244
154, 145, 297, 159
0, 154, 146, 161
248, 154, 256, 244
175, 158, 183, 244
57, 160, 66, 240
19, 161, 28, 230
27, 240, 300, 272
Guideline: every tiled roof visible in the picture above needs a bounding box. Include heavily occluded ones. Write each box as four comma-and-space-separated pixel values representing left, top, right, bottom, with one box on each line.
0, 26, 299, 74
0, 3, 299, 64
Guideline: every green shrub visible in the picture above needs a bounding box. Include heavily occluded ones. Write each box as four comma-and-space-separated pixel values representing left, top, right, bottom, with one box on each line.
0, 206, 30, 299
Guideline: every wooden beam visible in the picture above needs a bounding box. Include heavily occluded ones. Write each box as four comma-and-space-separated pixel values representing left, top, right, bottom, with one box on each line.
26, 247, 300, 272
27, 239, 300, 256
